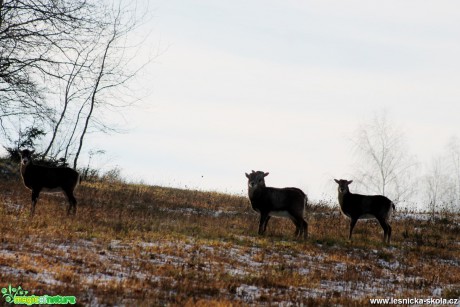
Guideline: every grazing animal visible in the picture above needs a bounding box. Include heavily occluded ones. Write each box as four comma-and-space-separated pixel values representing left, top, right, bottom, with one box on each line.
19, 149, 80, 216
334, 179, 395, 244
245, 170, 308, 239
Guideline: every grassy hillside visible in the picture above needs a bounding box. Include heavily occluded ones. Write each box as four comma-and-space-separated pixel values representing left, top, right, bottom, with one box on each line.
0, 163, 459, 305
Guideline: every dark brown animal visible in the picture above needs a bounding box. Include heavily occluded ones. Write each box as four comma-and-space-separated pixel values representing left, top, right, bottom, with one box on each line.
19, 149, 80, 216
334, 179, 395, 243
246, 170, 308, 239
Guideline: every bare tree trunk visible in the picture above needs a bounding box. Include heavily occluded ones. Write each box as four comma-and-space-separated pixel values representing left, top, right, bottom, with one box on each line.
43, 50, 88, 158
0, 0, 4, 28
73, 25, 117, 169
64, 99, 85, 161
43, 78, 71, 157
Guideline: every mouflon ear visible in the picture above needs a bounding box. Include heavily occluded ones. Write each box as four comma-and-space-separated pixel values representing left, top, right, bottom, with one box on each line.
264, 172, 269, 177
347, 180, 353, 184
334, 179, 340, 183
245, 173, 250, 178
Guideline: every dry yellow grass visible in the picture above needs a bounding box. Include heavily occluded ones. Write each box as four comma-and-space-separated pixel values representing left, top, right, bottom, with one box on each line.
0, 168, 459, 305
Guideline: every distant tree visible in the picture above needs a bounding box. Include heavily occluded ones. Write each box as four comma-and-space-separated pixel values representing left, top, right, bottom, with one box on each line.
424, 156, 456, 216
446, 136, 460, 211
352, 110, 418, 203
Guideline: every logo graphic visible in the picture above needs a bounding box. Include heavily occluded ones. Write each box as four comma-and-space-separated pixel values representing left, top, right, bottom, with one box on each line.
1, 285, 76, 305
1, 285, 28, 303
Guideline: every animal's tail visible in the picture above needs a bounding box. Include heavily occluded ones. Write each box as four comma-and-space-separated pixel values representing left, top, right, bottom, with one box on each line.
303, 194, 309, 216
74, 173, 82, 189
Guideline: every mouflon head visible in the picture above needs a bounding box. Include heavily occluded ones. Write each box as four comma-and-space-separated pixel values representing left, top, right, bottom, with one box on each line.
19, 149, 35, 166
334, 179, 353, 194
245, 170, 269, 190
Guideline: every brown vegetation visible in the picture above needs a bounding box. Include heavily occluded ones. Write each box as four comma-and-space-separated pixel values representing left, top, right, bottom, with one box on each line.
0, 165, 459, 305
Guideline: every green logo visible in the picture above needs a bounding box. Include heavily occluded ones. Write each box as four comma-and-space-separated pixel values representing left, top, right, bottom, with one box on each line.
1, 285, 76, 305
1, 285, 28, 303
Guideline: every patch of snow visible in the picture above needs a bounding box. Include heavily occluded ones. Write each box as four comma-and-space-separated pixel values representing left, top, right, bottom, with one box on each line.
226, 267, 249, 276
0, 266, 63, 286
236, 284, 261, 301
334, 263, 347, 272
2, 200, 23, 211
158, 207, 239, 217
393, 213, 432, 221
439, 259, 460, 267
377, 259, 400, 270
298, 268, 310, 275
432, 287, 442, 296
83, 272, 124, 285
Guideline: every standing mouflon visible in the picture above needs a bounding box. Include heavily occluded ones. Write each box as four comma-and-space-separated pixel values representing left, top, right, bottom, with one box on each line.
246, 170, 308, 239
19, 149, 80, 216
334, 179, 395, 243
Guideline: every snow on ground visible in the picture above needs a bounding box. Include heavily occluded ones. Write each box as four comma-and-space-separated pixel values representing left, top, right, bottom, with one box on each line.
0, 210, 458, 304
1, 231, 457, 304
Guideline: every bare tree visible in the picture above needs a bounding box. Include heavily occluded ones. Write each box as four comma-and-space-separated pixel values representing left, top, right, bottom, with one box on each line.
447, 136, 460, 211
72, 4, 150, 168
0, 0, 97, 129
42, 46, 92, 158
424, 156, 455, 217
1, 0, 153, 167
352, 110, 418, 203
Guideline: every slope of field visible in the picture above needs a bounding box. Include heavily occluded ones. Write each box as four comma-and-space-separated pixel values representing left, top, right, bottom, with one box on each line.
0, 170, 459, 305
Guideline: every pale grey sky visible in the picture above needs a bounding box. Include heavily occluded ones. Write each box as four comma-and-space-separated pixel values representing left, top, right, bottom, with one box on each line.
88, 0, 460, 201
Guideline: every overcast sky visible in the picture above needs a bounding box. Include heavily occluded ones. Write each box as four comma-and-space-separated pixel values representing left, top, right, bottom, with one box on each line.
88, 0, 460, 201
